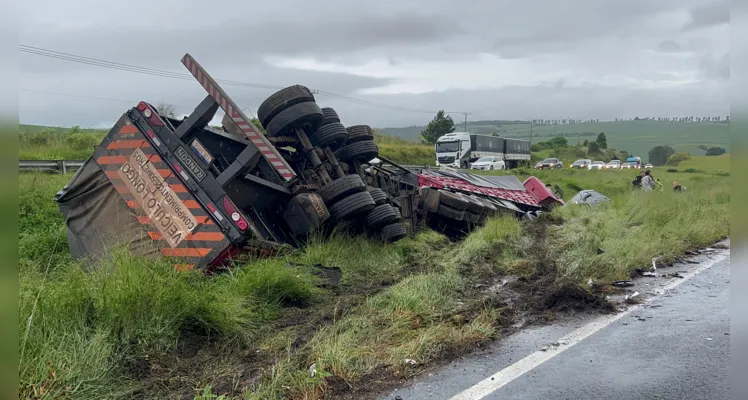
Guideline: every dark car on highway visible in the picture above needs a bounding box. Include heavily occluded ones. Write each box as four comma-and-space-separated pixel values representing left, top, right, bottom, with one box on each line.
535, 158, 563, 169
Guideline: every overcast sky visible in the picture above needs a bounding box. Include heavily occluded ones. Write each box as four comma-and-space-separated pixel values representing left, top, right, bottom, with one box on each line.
19, 0, 729, 130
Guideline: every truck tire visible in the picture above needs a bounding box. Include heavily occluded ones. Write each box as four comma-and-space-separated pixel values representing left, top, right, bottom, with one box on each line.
321, 107, 340, 125
380, 222, 407, 242
309, 122, 348, 148
334, 140, 379, 163
345, 125, 375, 144
328, 191, 376, 223
368, 187, 387, 205
366, 204, 398, 230
317, 174, 366, 204
258, 85, 316, 128
392, 206, 402, 222
437, 204, 465, 221
438, 190, 469, 211
266, 101, 324, 137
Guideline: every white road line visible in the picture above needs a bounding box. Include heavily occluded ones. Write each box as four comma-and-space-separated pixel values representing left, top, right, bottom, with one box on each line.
449, 251, 729, 400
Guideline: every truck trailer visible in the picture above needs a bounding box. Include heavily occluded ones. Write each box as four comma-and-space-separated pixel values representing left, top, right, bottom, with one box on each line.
54, 53, 563, 272
434, 133, 530, 169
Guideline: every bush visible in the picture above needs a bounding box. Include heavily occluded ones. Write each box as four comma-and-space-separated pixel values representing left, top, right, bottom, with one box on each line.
66, 133, 101, 150
25, 128, 57, 147
666, 152, 691, 166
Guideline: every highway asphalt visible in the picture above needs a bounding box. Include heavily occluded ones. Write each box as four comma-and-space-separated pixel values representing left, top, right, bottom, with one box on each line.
381, 243, 730, 400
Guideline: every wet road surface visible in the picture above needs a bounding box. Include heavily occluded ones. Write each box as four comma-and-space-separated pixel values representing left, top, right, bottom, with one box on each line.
382, 245, 730, 400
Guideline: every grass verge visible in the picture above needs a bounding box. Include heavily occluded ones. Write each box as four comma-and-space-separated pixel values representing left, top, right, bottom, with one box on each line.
18, 165, 729, 399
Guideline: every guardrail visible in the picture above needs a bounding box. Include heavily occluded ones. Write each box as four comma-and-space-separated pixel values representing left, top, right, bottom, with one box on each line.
19, 160, 86, 174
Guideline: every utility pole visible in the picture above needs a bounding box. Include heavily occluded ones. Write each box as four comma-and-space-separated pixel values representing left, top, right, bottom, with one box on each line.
461, 112, 471, 132
529, 119, 534, 145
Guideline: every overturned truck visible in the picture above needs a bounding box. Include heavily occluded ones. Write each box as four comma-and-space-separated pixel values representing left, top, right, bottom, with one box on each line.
54, 53, 564, 271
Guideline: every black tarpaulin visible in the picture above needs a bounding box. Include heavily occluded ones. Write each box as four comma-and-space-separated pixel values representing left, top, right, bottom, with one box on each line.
54, 157, 160, 263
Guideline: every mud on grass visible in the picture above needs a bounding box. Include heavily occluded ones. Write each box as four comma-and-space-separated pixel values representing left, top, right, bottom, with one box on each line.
124, 216, 617, 400
238, 216, 616, 400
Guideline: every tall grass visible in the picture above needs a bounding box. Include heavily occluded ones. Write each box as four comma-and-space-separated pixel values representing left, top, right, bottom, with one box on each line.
373, 133, 434, 165
18, 161, 729, 399
549, 177, 729, 283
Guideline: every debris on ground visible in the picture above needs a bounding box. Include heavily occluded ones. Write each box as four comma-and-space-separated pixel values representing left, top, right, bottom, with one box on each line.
612, 280, 635, 288
625, 292, 640, 299
568, 189, 611, 206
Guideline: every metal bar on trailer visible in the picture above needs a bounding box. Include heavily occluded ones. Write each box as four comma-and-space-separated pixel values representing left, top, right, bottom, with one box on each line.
180, 54, 297, 183
174, 95, 220, 139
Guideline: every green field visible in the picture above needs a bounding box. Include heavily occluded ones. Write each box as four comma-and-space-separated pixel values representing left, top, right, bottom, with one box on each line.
18, 154, 729, 399
17, 121, 730, 399
379, 120, 730, 159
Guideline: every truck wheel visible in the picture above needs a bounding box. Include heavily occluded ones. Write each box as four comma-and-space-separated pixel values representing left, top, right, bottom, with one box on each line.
392, 206, 402, 222
368, 187, 387, 205
320, 107, 340, 125
366, 204, 398, 230
438, 190, 469, 211
334, 140, 379, 163
265, 102, 324, 137
317, 174, 366, 204
258, 85, 316, 128
345, 125, 375, 144
328, 191, 376, 223
437, 204, 465, 221
380, 222, 407, 243
309, 122, 348, 148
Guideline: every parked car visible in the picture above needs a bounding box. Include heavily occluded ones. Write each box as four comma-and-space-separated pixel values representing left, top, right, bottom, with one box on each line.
570, 159, 593, 169
620, 162, 634, 169
590, 161, 606, 170
644, 163, 653, 169
606, 160, 621, 169
470, 156, 506, 171
535, 158, 563, 169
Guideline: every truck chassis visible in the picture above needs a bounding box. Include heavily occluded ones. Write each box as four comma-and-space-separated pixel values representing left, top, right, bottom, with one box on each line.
55, 53, 563, 271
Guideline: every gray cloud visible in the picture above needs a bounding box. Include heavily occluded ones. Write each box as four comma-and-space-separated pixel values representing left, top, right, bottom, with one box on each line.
657, 40, 685, 53
684, 0, 730, 30
698, 53, 730, 80
19, 0, 730, 130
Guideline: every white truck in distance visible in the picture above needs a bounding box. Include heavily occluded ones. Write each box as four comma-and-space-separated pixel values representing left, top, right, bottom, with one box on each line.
435, 132, 531, 169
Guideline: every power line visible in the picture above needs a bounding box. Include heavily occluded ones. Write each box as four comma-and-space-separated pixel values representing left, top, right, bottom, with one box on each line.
20, 88, 193, 109
19, 45, 463, 115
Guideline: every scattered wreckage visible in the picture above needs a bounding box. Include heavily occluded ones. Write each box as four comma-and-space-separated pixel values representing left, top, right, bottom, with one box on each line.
54, 53, 564, 272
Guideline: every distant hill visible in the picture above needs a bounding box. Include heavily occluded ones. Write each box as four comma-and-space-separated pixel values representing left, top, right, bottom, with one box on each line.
377, 120, 730, 158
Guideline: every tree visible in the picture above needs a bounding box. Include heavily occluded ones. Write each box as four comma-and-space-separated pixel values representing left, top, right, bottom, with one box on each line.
705, 146, 727, 156
420, 110, 455, 144
596, 132, 607, 149
582, 139, 589, 146
588, 141, 601, 154
667, 152, 691, 166
698, 145, 709, 152
155, 102, 177, 119
648, 145, 676, 166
